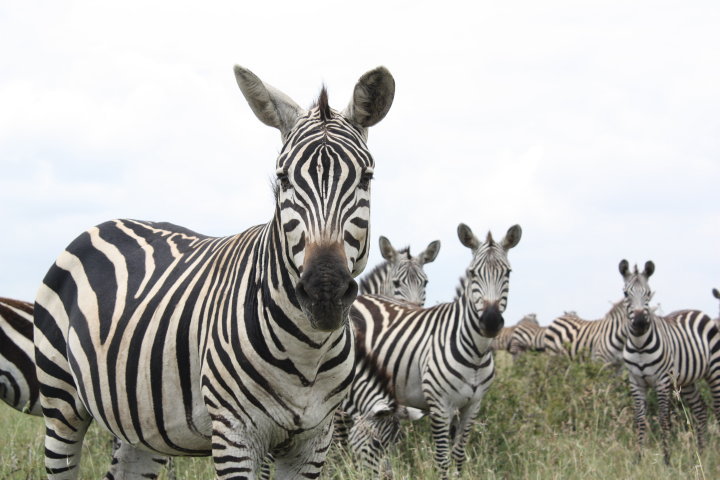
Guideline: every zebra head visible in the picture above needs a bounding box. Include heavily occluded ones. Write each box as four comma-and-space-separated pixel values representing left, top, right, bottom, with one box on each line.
234, 66, 395, 332
378, 236, 441, 306
619, 259, 655, 335
457, 223, 522, 338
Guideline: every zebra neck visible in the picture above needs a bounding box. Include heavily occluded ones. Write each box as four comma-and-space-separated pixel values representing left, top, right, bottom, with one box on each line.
446, 289, 493, 366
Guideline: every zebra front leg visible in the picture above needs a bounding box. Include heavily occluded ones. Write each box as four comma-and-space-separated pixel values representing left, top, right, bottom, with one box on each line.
628, 379, 649, 459
211, 421, 266, 480
274, 419, 334, 479
104, 441, 167, 480
428, 409, 453, 480
450, 402, 482, 475
680, 383, 708, 454
656, 378, 673, 465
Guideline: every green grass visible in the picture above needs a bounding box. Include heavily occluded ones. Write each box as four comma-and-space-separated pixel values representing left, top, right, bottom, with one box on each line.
2, 352, 718, 479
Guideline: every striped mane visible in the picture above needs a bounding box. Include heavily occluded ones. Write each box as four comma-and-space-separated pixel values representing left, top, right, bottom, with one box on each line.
358, 246, 411, 293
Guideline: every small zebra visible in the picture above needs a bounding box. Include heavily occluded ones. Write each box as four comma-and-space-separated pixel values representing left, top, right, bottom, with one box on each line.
33, 65, 395, 479
358, 236, 440, 306
508, 314, 547, 357
0, 297, 41, 416
491, 313, 537, 353
348, 223, 521, 479
544, 300, 628, 366
620, 260, 720, 464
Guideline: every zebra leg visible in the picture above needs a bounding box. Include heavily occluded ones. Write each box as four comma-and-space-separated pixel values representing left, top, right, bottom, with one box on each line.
274, 419, 334, 479
428, 409, 453, 480
680, 383, 708, 454
104, 441, 167, 480
627, 379, 649, 458
656, 378, 673, 466
450, 402, 482, 475
211, 422, 266, 480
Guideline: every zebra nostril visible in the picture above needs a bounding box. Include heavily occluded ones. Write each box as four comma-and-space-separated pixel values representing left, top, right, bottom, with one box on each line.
341, 279, 358, 308
295, 280, 310, 305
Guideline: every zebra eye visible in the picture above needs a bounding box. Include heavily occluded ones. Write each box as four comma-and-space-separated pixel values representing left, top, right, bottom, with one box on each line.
359, 172, 373, 190
392, 280, 401, 288
623, 291, 628, 298
277, 173, 291, 191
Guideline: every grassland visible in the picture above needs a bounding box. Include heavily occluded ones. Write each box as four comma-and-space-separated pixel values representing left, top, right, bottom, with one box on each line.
1, 352, 718, 479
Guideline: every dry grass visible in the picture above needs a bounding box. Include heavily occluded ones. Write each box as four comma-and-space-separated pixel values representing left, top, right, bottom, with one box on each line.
1, 352, 718, 479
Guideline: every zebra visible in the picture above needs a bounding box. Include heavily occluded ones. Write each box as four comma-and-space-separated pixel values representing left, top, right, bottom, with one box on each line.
347, 223, 522, 479
358, 236, 441, 306
543, 300, 629, 366
620, 259, 720, 464
490, 313, 537, 353
33, 65, 395, 480
508, 314, 547, 357
0, 297, 41, 416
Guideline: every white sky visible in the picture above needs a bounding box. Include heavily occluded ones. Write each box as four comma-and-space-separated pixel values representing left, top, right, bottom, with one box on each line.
1, 1, 718, 325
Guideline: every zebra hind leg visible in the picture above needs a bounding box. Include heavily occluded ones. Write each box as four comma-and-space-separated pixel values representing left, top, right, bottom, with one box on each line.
104, 441, 168, 480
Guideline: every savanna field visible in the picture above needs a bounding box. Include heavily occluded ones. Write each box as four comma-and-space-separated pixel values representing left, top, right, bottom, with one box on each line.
2, 352, 718, 480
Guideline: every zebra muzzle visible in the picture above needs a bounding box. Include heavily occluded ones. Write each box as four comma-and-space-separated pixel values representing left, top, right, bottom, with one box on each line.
479, 304, 504, 338
295, 246, 358, 331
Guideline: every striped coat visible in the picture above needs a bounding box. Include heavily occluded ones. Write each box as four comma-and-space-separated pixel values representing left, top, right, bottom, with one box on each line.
0, 298, 40, 416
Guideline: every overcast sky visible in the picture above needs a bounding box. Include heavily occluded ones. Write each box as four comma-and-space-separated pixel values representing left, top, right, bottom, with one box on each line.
1, 1, 718, 325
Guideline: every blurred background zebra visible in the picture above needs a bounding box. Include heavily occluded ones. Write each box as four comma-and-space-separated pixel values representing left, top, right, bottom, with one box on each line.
620, 260, 720, 464
358, 236, 440, 306
491, 313, 537, 354
33, 65, 395, 480
508, 314, 547, 357
347, 223, 521, 479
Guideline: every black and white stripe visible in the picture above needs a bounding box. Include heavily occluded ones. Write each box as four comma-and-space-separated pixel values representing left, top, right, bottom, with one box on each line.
508, 314, 547, 356
544, 301, 628, 366
620, 260, 720, 464
0, 297, 41, 416
358, 237, 440, 306
491, 313, 537, 353
347, 223, 521, 479
33, 65, 395, 480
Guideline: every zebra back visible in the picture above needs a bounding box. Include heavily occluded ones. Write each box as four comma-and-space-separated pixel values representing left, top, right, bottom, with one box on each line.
508, 314, 546, 355
0, 297, 40, 416
491, 313, 537, 352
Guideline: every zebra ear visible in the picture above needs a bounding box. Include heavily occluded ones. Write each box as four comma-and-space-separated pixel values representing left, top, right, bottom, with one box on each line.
233, 65, 305, 138
619, 259, 629, 277
378, 236, 398, 263
343, 66, 395, 134
418, 240, 441, 265
712, 288, 720, 300
644, 261, 655, 278
457, 223, 480, 250
501, 225, 522, 251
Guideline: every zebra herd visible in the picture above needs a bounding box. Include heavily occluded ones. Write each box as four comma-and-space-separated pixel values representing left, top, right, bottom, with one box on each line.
0, 65, 718, 479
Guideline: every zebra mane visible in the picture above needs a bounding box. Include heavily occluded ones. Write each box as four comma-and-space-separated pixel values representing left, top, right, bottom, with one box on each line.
453, 276, 467, 300
358, 246, 411, 292
312, 86, 332, 122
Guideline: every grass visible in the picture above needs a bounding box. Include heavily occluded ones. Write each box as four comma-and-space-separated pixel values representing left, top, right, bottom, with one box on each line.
1, 352, 718, 479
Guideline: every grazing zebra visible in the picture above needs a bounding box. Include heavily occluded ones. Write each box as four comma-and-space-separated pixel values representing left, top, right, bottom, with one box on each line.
347, 223, 522, 479
491, 313, 537, 353
33, 65, 395, 480
543, 300, 629, 366
0, 297, 41, 416
620, 260, 720, 464
508, 314, 547, 356
358, 236, 441, 306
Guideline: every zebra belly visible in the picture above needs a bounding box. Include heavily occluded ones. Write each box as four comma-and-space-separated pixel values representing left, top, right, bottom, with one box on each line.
67, 325, 212, 455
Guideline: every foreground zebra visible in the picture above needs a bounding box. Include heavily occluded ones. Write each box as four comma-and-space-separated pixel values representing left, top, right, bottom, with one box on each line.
347, 224, 521, 478
0, 298, 40, 416
34, 65, 395, 479
544, 300, 628, 366
358, 236, 441, 305
508, 314, 546, 356
620, 260, 720, 464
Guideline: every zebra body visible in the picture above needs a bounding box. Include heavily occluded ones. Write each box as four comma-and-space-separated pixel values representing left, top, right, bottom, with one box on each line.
620, 260, 720, 464
544, 301, 628, 365
508, 315, 546, 356
491, 313, 537, 353
0, 297, 41, 416
358, 236, 440, 306
34, 66, 395, 479
347, 224, 521, 478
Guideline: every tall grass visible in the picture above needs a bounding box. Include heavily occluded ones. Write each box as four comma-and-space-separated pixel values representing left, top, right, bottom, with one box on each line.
1, 352, 717, 479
